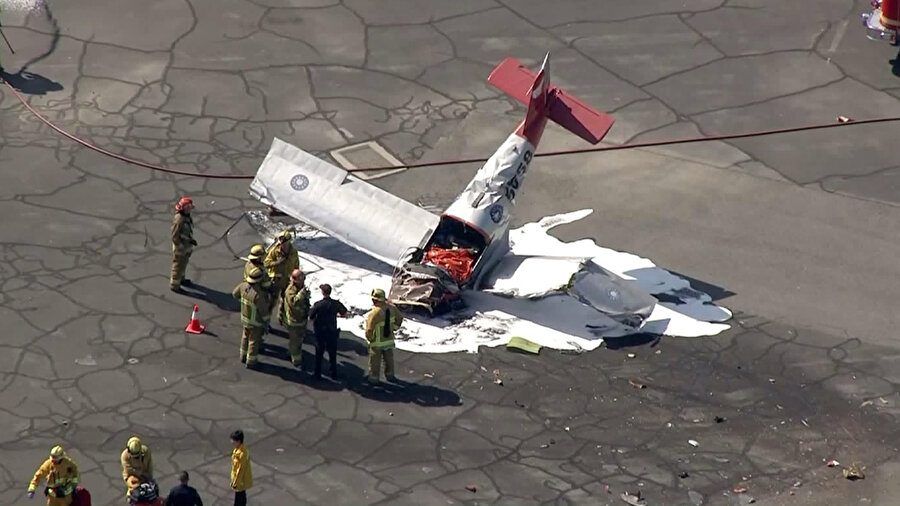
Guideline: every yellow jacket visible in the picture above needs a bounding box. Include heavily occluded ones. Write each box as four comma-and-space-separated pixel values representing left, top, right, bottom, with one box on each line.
29, 457, 79, 494
231, 445, 253, 491
264, 242, 299, 282
365, 303, 403, 349
121, 445, 153, 481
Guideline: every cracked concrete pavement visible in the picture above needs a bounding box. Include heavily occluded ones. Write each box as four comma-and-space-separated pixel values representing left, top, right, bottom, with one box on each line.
2, 0, 900, 504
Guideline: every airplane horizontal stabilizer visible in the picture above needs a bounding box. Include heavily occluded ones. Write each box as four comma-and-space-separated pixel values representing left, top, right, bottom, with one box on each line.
487, 57, 536, 104
487, 56, 614, 145
547, 90, 614, 145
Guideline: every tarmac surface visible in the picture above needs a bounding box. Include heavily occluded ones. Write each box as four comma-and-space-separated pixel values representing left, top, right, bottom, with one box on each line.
1, 0, 900, 504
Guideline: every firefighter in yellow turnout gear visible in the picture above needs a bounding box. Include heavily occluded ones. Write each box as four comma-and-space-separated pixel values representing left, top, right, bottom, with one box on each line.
121, 436, 153, 498
27, 445, 79, 506
282, 268, 310, 369
365, 288, 403, 384
264, 230, 299, 324
170, 197, 196, 291
233, 267, 272, 368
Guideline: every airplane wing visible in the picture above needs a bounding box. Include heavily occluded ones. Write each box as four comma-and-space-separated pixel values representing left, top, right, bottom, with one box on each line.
249, 138, 440, 266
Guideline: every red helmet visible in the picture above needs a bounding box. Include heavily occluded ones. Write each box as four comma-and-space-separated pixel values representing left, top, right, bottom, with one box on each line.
175, 197, 193, 212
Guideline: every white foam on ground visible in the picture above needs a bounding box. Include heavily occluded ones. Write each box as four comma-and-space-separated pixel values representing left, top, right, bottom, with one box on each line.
251, 209, 731, 353
1, 0, 44, 11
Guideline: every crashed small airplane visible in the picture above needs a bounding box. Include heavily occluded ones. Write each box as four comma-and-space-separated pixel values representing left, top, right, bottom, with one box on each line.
249, 52, 657, 332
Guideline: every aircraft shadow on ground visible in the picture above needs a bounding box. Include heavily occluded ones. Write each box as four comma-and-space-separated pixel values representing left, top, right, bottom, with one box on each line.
1, 69, 63, 95
256, 336, 462, 407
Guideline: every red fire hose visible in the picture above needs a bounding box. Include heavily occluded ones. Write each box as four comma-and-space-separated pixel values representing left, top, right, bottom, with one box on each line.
6, 79, 900, 178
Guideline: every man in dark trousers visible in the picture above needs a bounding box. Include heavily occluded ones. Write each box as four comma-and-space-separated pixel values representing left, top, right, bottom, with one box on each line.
308, 284, 348, 380
165, 471, 203, 506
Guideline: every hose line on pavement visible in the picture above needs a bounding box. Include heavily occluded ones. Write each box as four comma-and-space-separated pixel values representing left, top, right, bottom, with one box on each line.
6, 79, 899, 178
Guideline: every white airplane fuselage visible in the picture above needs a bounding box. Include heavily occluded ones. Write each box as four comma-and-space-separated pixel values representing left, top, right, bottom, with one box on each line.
438, 120, 546, 286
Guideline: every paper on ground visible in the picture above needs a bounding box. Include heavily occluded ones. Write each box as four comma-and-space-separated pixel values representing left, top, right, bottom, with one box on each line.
249, 209, 731, 354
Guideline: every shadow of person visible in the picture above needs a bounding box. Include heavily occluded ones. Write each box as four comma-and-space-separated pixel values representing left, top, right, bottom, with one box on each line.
339, 362, 463, 408
252, 361, 344, 392
180, 283, 240, 312
336, 331, 369, 356
1, 69, 63, 95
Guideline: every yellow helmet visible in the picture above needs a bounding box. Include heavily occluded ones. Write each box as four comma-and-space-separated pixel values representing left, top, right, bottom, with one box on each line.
246, 267, 264, 284
127, 436, 143, 454
248, 244, 265, 261
278, 230, 293, 241
371, 288, 386, 301
49, 445, 64, 460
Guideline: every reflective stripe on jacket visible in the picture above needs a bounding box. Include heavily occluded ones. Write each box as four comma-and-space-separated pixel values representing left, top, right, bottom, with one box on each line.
232, 282, 270, 328
29, 457, 79, 494
264, 243, 299, 281
365, 303, 402, 350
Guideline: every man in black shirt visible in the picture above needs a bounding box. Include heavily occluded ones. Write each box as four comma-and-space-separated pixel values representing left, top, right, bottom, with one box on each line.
165, 471, 203, 506
308, 284, 348, 380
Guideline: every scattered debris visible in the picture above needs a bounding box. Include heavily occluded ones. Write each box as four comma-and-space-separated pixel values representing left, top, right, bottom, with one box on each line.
627, 353, 636, 359
678, 471, 689, 479
423, 373, 434, 378
655, 349, 661, 355
514, 400, 526, 408
844, 463, 865, 480
494, 378, 504, 386
837, 116, 853, 123
480, 366, 487, 372
465, 484, 477, 493
629, 379, 647, 389
879, 397, 889, 405
768, 378, 776, 383
739, 495, 756, 505
860, 400, 874, 408
127, 358, 139, 365
692, 419, 701, 423
275, 448, 284, 453
687, 490, 704, 506
61, 420, 68, 426
688, 439, 699, 447
792, 480, 802, 488
507, 336, 542, 354
666, 422, 674, 428
74, 355, 97, 366
389, 412, 394, 417
604, 484, 610, 494
801, 419, 809, 427
733, 486, 748, 494
620, 491, 646, 506
714, 416, 726, 423
540, 444, 549, 449
827, 459, 840, 467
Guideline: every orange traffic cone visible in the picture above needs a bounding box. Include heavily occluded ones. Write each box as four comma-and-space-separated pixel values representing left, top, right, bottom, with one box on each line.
184, 305, 205, 334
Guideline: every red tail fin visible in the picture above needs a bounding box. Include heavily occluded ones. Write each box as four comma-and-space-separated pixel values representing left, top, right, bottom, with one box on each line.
487, 53, 614, 145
